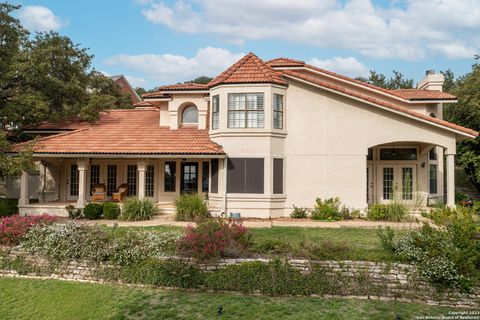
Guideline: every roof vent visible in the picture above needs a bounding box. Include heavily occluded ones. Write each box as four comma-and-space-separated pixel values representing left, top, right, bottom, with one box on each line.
426, 69, 435, 75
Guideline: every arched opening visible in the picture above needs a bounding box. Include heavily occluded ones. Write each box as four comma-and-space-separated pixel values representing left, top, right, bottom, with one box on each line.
181, 105, 198, 125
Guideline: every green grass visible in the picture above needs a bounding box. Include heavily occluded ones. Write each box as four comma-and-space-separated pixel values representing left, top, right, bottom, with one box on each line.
0, 277, 462, 320
105, 225, 400, 261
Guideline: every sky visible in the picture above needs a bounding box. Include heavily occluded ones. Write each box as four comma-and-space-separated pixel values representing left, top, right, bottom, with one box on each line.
11, 0, 480, 90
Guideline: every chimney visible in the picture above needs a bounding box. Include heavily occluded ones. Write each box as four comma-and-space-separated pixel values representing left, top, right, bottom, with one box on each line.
417, 69, 444, 91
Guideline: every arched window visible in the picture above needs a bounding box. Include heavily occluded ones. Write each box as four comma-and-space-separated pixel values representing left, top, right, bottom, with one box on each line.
182, 105, 198, 124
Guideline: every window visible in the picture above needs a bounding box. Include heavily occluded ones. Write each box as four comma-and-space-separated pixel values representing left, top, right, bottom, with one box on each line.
210, 159, 219, 193
89, 164, 100, 195
182, 105, 198, 124
70, 164, 79, 196
202, 161, 209, 193
429, 148, 437, 160
212, 95, 219, 129
429, 164, 438, 194
273, 158, 283, 194
107, 165, 117, 196
379, 148, 417, 161
383, 167, 394, 200
402, 167, 413, 200
228, 93, 264, 128
227, 158, 264, 194
145, 165, 155, 197
127, 165, 137, 196
164, 161, 176, 192
367, 148, 373, 161
273, 93, 283, 129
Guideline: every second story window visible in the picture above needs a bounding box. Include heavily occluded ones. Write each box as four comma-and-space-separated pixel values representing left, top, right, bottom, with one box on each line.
182, 105, 198, 125
212, 95, 219, 129
228, 93, 264, 128
273, 93, 283, 129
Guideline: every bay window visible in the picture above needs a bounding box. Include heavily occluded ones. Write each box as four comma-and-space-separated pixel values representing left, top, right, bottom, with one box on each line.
273, 93, 283, 129
228, 93, 264, 128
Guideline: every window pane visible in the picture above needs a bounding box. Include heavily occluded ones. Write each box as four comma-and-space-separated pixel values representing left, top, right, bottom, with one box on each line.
429, 148, 437, 160
202, 161, 209, 193
383, 167, 394, 200
164, 162, 176, 192
227, 93, 264, 128
107, 165, 117, 196
367, 148, 373, 161
380, 148, 417, 160
273, 94, 283, 129
127, 165, 137, 196
402, 167, 413, 200
273, 158, 283, 194
182, 106, 198, 124
70, 164, 79, 196
145, 165, 155, 197
227, 158, 264, 194
212, 95, 219, 129
89, 165, 100, 196
211, 159, 219, 193
429, 164, 437, 194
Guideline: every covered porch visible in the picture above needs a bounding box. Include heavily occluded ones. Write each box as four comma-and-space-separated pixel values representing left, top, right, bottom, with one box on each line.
16, 156, 226, 216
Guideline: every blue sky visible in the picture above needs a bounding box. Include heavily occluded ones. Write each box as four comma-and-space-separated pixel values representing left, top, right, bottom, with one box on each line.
12, 0, 480, 89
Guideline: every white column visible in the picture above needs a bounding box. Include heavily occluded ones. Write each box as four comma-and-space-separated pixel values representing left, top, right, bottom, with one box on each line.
76, 159, 87, 207
19, 171, 29, 206
223, 157, 228, 215
446, 153, 455, 208
138, 161, 146, 199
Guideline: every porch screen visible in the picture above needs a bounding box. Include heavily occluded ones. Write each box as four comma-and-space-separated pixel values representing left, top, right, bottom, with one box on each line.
227, 158, 264, 194
145, 165, 155, 197
211, 159, 219, 193
127, 165, 137, 196
273, 158, 283, 194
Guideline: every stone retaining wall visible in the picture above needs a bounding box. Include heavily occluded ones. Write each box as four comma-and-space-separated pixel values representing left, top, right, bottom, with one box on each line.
1, 249, 478, 308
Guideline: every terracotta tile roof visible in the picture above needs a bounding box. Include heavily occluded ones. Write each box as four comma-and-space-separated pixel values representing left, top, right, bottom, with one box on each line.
282, 70, 478, 137
26, 117, 92, 131
143, 84, 208, 98
133, 101, 157, 108
266, 57, 305, 67
391, 89, 457, 101
16, 109, 224, 155
208, 53, 287, 88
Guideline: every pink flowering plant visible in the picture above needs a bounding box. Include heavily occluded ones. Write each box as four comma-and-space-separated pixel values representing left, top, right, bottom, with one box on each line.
0, 214, 56, 246
177, 219, 250, 261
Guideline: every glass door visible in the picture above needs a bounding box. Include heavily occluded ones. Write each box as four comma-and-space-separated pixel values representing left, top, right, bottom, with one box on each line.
66, 163, 79, 201
378, 165, 416, 203
181, 162, 198, 193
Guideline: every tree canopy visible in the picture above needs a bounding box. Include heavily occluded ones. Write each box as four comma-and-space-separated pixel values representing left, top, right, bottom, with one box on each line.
356, 70, 414, 90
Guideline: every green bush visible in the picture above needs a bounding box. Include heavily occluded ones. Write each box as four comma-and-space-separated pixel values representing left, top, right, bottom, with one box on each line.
120, 197, 159, 221
310, 197, 342, 220
175, 193, 210, 222
103, 202, 120, 220
290, 205, 308, 219
472, 202, 480, 215
65, 205, 82, 219
83, 203, 103, 220
367, 203, 407, 222
421, 206, 473, 225
0, 198, 18, 217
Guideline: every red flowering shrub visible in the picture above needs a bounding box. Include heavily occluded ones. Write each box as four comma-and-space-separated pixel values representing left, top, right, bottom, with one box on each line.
0, 214, 57, 246
177, 219, 249, 261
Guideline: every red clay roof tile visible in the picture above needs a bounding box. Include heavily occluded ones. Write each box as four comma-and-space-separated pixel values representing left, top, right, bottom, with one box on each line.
266, 57, 306, 67
391, 89, 457, 101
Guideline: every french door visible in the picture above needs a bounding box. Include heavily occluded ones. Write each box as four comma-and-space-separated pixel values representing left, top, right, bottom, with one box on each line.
66, 163, 79, 201
181, 162, 198, 193
378, 165, 416, 203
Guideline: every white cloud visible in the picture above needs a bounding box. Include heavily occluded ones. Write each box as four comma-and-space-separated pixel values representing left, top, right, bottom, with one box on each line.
103, 47, 244, 84
125, 75, 148, 88
18, 6, 67, 32
308, 57, 369, 77
139, 0, 480, 61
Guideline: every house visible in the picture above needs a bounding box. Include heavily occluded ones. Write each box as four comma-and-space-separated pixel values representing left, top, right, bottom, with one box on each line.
110, 75, 142, 105
10, 53, 478, 218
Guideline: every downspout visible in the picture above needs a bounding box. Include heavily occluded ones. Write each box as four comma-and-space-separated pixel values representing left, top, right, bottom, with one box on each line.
223, 156, 228, 217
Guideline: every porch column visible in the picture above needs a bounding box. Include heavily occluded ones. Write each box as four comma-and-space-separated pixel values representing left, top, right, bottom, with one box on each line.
76, 159, 87, 207
446, 153, 455, 208
138, 161, 146, 199
19, 171, 29, 206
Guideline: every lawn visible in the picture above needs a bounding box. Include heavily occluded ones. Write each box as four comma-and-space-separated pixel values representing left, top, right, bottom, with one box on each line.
106, 225, 397, 261
0, 277, 462, 320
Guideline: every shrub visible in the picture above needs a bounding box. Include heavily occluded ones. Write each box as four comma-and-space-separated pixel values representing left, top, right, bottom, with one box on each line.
65, 205, 82, 219
110, 230, 182, 265
83, 203, 103, 220
472, 202, 480, 215
120, 197, 159, 221
421, 206, 472, 225
0, 199, 18, 217
177, 219, 249, 261
103, 202, 120, 220
0, 214, 56, 246
367, 203, 407, 222
175, 193, 210, 222
290, 205, 308, 219
310, 197, 342, 220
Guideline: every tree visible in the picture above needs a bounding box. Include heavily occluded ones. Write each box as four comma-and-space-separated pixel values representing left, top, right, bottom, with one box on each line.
184, 76, 213, 85
356, 70, 414, 90
440, 69, 456, 93
135, 87, 147, 97
444, 63, 480, 192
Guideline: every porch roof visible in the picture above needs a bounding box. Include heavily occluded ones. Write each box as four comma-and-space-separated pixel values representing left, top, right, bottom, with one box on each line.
15, 109, 225, 156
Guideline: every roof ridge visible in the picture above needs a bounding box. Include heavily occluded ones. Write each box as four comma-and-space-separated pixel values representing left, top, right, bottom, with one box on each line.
15, 128, 91, 150
283, 70, 477, 137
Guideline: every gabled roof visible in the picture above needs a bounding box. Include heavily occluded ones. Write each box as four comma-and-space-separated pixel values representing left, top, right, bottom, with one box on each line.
16, 109, 224, 155
142, 83, 208, 98
207, 53, 287, 88
282, 70, 478, 137
266, 57, 305, 68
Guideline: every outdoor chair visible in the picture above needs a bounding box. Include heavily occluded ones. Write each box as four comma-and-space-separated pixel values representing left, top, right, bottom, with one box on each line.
112, 183, 128, 202
92, 183, 106, 202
